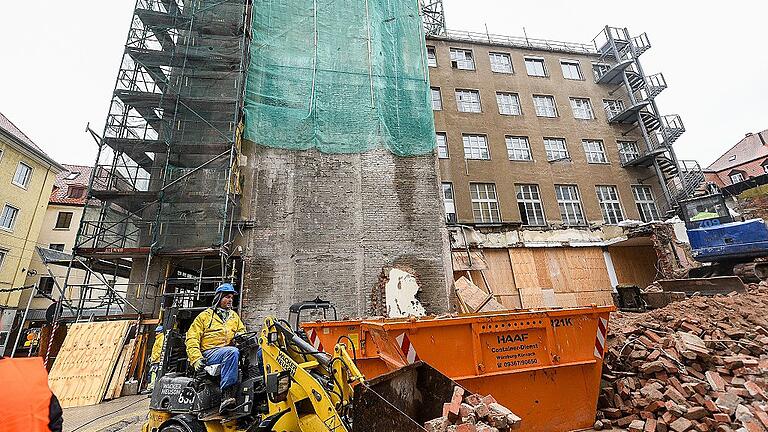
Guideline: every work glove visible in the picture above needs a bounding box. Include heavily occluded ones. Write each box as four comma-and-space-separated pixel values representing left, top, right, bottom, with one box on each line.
192, 358, 206, 372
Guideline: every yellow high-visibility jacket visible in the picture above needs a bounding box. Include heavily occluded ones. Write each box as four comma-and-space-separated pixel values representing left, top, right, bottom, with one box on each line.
185, 308, 246, 365
150, 332, 164, 364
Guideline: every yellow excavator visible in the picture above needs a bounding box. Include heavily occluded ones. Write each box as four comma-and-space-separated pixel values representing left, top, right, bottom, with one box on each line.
143, 315, 458, 432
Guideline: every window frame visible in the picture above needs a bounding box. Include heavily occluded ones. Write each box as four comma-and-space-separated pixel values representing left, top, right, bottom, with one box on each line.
55, 211, 74, 230
632, 185, 661, 223
449, 48, 475, 70
532, 95, 558, 118
455, 89, 482, 113
426, 46, 438, 67
495, 92, 521, 116
592, 62, 611, 80
618, 141, 640, 164
560, 60, 583, 80
515, 184, 546, 226
0, 248, 7, 271
489, 52, 513, 74
583, 139, 609, 164
0, 204, 20, 231
12, 161, 33, 189
430, 87, 442, 111
470, 183, 501, 223
570, 97, 594, 120
555, 184, 586, 226
524, 57, 547, 77
49, 243, 65, 252
596, 185, 625, 225
436, 133, 449, 159
603, 99, 625, 119
505, 136, 532, 161
730, 172, 745, 184
544, 138, 569, 161
442, 182, 457, 223
37, 276, 56, 296
462, 134, 490, 160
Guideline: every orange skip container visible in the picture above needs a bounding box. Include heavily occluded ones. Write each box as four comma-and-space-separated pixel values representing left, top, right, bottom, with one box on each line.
303, 305, 614, 432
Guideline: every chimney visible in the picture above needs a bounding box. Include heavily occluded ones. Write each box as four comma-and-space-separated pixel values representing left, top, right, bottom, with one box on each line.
759, 131, 767, 146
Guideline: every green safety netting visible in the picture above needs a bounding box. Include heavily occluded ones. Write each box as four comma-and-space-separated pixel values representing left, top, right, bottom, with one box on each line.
243, 0, 436, 156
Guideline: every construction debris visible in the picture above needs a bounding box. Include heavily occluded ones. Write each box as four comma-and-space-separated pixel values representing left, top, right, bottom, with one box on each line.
424, 386, 522, 432
598, 286, 768, 432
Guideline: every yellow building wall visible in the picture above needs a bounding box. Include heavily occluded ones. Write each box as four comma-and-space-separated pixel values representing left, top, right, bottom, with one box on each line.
0, 140, 59, 308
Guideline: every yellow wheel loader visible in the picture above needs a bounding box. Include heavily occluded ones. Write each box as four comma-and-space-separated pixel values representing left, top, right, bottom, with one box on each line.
143, 315, 458, 432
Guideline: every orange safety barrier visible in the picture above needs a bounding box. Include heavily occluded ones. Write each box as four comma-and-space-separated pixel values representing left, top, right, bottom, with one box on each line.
303, 305, 614, 432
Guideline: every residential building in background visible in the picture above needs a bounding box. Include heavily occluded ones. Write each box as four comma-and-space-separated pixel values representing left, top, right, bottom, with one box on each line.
0, 112, 64, 355
429, 27, 700, 308
704, 130, 768, 188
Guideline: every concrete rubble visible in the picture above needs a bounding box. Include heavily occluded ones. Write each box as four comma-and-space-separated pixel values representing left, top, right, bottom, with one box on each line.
597, 285, 768, 432
424, 386, 522, 432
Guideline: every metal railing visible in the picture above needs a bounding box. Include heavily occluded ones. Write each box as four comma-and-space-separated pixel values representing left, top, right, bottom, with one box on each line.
441, 29, 596, 55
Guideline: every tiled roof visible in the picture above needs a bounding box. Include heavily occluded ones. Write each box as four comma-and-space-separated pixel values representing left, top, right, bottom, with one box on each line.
707, 129, 768, 172
50, 164, 94, 206
0, 111, 63, 171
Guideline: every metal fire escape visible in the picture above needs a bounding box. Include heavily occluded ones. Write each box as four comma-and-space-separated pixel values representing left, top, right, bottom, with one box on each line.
592, 27, 703, 211
63, 0, 251, 320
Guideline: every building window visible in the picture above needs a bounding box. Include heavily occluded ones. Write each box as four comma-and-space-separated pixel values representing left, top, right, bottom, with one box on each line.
431, 87, 442, 110
516, 184, 546, 226
603, 99, 625, 119
730, 172, 745, 184
544, 138, 569, 161
570, 98, 594, 120
0, 205, 19, 231
68, 186, 86, 199
38, 277, 55, 296
489, 52, 513, 73
442, 183, 456, 223
49, 243, 65, 252
592, 63, 610, 80
525, 57, 547, 77
456, 89, 481, 113
618, 141, 640, 164
560, 60, 582, 80
728, 155, 737, 162
463, 135, 490, 160
436, 133, 449, 159
470, 183, 501, 223
12, 162, 33, 188
505, 136, 532, 161
427, 46, 437, 67
450, 48, 475, 70
0, 249, 6, 270
496, 92, 521, 116
596, 185, 624, 224
64, 172, 80, 181
632, 185, 660, 222
583, 139, 608, 164
55, 211, 74, 229
555, 185, 585, 226
533, 95, 557, 117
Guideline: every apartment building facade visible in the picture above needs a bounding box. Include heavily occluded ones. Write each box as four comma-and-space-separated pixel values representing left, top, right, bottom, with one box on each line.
0, 112, 64, 354
426, 28, 690, 309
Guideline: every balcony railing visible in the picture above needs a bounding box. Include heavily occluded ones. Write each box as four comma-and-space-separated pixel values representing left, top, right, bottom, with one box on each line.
441, 29, 596, 55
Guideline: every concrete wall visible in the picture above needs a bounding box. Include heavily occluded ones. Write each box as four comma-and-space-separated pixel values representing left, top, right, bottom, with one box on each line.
239, 143, 451, 325
427, 38, 666, 226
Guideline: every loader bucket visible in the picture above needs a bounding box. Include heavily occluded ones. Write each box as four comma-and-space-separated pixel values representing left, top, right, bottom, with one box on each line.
657, 276, 747, 296
351, 361, 459, 432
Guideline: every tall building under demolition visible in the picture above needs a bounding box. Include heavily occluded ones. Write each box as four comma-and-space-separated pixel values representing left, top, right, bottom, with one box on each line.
64, 1, 701, 325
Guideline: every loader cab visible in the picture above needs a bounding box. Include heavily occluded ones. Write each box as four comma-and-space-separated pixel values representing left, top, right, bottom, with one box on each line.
288, 297, 338, 332
679, 194, 732, 230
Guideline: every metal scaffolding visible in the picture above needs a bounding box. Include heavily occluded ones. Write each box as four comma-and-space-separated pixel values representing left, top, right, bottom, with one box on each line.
63, 0, 252, 321
592, 26, 703, 211
421, 0, 446, 36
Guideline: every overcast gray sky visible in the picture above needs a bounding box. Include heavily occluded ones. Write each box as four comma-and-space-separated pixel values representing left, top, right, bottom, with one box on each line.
1, 1, 766, 167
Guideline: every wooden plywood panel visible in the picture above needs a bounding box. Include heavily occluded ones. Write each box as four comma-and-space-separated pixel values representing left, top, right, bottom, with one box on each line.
454, 276, 505, 313
576, 290, 615, 307
106, 338, 137, 400
482, 249, 521, 309
555, 293, 579, 308
609, 245, 659, 290
48, 320, 132, 408
509, 249, 542, 289
518, 287, 546, 309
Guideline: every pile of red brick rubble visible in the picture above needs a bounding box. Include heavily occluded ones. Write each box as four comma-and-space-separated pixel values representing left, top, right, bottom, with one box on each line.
424, 386, 522, 432
597, 287, 768, 432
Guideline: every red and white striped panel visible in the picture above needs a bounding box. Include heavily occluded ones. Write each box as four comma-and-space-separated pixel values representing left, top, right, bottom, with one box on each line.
593, 317, 608, 359
307, 328, 324, 352
395, 332, 420, 364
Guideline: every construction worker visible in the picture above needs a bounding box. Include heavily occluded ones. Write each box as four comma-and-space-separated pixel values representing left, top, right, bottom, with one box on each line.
146, 325, 164, 392
0, 356, 63, 431
185, 283, 246, 413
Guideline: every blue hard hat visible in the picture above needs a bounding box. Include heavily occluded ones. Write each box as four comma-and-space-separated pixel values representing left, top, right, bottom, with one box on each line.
215, 283, 237, 295
155, 325, 163, 332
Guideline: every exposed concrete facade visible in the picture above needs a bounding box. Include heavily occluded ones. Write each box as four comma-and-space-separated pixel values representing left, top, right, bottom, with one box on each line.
239, 144, 451, 325
427, 37, 667, 227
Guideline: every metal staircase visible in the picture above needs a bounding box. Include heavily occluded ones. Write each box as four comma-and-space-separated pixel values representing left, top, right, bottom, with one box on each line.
593, 26, 690, 209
